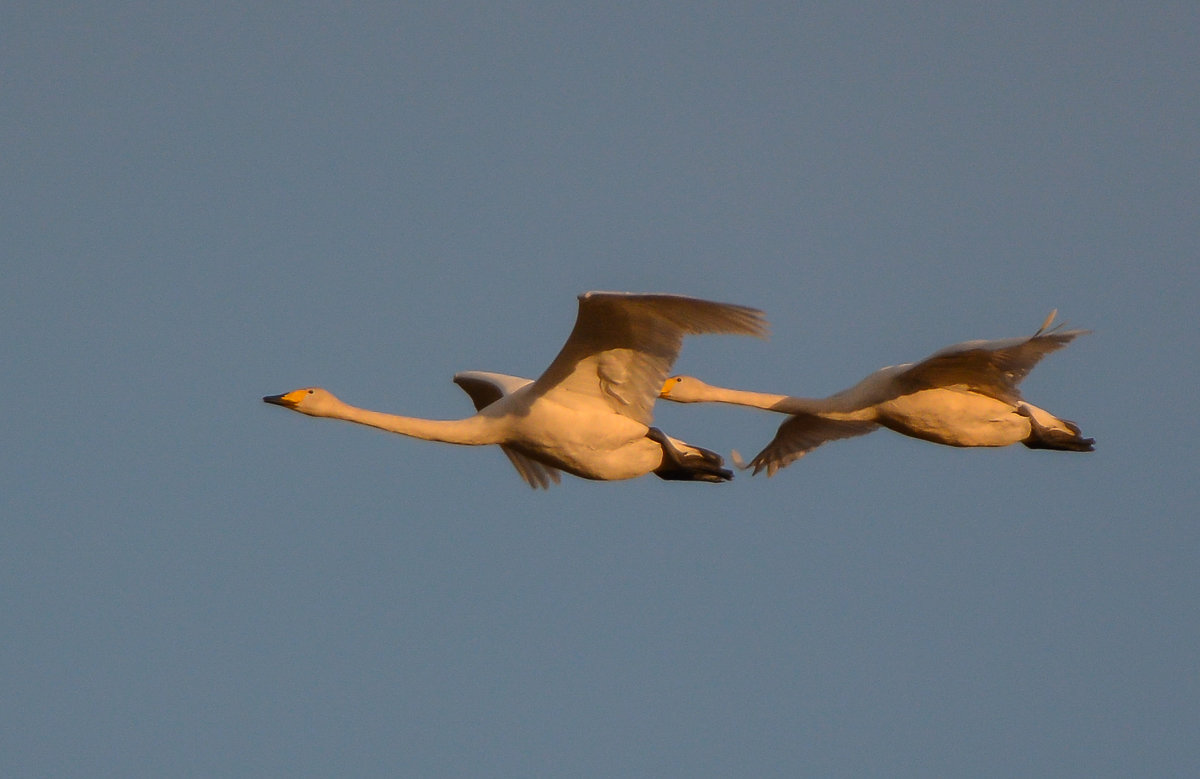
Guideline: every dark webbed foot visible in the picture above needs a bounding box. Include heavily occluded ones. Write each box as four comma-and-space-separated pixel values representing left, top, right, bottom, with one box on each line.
1017, 405, 1095, 452
646, 427, 734, 483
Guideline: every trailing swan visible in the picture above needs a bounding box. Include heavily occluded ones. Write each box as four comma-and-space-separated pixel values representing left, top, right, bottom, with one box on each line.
660, 311, 1093, 476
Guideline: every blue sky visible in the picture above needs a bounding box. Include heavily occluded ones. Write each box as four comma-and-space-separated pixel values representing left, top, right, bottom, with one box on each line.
4, 3, 1198, 776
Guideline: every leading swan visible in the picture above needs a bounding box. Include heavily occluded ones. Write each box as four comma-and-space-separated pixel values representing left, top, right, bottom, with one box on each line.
660, 311, 1093, 476
264, 291, 768, 487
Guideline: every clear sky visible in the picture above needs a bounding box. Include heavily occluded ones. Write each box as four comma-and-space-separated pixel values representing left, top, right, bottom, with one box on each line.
4, 3, 1198, 776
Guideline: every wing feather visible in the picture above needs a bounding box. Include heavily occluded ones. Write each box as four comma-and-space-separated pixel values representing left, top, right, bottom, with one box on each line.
747, 415, 879, 476
895, 313, 1089, 404
531, 292, 768, 425
453, 371, 532, 410
498, 447, 563, 489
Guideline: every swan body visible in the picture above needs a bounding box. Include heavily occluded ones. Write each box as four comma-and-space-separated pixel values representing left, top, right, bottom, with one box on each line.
660, 311, 1094, 476
264, 291, 768, 487
451, 371, 562, 488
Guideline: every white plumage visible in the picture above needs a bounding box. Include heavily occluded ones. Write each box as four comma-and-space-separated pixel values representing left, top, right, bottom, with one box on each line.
264, 291, 768, 487
660, 311, 1093, 476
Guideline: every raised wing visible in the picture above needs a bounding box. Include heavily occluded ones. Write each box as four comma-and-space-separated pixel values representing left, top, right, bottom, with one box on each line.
530, 292, 768, 425
895, 311, 1089, 404
453, 371, 534, 410
452, 371, 562, 489
744, 415, 879, 476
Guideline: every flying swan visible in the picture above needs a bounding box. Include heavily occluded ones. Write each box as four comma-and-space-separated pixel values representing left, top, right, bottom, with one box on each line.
660, 310, 1094, 476
264, 291, 768, 487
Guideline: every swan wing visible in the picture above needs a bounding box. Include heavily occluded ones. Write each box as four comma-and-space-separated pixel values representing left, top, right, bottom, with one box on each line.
896, 313, 1089, 403
453, 371, 563, 489
530, 292, 768, 425
453, 371, 534, 410
498, 446, 563, 489
747, 414, 879, 476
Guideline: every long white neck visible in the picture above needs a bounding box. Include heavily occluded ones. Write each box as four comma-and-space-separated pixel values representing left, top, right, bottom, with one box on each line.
692, 384, 832, 415
321, 401, 502, 446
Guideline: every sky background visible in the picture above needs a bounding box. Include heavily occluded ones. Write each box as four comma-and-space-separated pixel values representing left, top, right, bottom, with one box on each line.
4, 2, 1198, 776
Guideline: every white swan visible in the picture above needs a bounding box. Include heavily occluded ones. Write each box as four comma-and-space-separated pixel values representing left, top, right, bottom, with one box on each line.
660, 311, 1094, 476
264, 291, 768, 487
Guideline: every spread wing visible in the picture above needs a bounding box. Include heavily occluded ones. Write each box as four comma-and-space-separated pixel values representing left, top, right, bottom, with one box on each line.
452, 371, 562, 489
745, 415, 879, 476
530, 292, 768, 426
895, 311, 1089, 404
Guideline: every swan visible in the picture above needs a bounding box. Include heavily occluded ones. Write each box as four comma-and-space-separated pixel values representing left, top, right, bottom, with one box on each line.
263, 291, 768, 487
660, 310, 1094, 476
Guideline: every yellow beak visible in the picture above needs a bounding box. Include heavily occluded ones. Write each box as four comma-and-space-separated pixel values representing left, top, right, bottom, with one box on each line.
262, 389, 305, 409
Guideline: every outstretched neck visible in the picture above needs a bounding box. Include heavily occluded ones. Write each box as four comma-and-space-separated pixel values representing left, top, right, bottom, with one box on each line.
323, 401, 500, 445
695, 384, 826, 415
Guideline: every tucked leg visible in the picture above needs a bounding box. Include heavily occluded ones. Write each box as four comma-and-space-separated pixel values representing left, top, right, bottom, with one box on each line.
646, 427, 733, 483
1016, 403, 1095, 452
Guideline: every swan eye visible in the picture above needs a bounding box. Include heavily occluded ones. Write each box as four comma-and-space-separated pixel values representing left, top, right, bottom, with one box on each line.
307, 389, 315, 394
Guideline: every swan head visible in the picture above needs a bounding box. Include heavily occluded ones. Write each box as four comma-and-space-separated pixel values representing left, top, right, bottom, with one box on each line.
262, 387, 342, 417
659, 375, 714, 403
